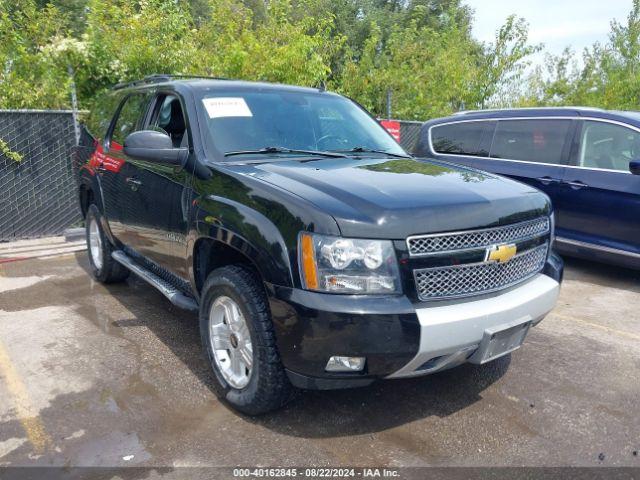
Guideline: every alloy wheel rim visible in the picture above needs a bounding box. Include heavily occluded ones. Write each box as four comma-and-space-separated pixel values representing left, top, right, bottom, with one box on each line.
208, 296, 253, 389
89, 217, 103, 270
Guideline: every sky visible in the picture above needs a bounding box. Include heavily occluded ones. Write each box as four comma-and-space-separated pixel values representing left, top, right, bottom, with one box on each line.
465, 0, 633, 65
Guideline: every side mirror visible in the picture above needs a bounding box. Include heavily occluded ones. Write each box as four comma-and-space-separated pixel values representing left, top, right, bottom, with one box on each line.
630, 160, 640, 175
123, 130, 187, 165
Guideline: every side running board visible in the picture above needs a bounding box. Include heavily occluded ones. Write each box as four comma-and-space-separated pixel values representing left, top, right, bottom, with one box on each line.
111, 250, 198, 312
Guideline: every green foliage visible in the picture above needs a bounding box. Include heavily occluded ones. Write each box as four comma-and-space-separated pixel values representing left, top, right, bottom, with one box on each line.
472, 15, 541, 108
1, 0, 342, 109
193, 0, 339, 85
77, 0, 197, 96
13, 0, 636, 120
338, 11, 480, 119
337, 7, 536, 119
0, 0, 73, 108
0, 138, 23, 163
519, 0, 640, 110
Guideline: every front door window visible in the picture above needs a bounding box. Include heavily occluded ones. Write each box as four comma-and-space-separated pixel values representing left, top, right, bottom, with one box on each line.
151, 95, 188, 148
109, 93, 150, 149
578, 120, 640, 172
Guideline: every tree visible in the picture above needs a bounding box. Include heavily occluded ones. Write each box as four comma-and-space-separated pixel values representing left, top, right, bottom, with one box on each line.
519, 48, 579, 106
193, 0, 338, 85
472, 15, 541, 108
0, 0, 72, 108
518, 0, 640, 110
338, 6, 474, 119
599, 0, 640, 108
0, 0, 541, 117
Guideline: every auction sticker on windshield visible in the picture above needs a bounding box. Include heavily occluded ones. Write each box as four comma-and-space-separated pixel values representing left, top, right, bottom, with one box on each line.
202, 97, 253, 118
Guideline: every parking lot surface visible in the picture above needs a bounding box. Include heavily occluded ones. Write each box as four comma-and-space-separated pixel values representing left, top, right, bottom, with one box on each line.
0, 247, 639, 469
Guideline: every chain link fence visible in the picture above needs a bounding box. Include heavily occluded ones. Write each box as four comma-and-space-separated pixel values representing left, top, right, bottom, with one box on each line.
0, 110, 81, 241
0, 110, 426, 241
397, 120, 423, 153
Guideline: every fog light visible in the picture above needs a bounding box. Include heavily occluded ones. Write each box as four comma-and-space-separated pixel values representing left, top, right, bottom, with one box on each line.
325, 356, 366, 372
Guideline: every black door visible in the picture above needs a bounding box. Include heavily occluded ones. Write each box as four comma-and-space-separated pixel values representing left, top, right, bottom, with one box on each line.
121, 93, 192, 278
100, 92, 153, 243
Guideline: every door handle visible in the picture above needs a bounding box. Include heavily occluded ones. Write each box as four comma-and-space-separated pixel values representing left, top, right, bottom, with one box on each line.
536, 176, 561, 186
126, 177, 142, 191
565, 180, 588, 190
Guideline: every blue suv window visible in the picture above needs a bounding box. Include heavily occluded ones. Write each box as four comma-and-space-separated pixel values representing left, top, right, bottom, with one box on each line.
579, 120, 640, 172
490, 119, 571, 164
431, 121, 492, 156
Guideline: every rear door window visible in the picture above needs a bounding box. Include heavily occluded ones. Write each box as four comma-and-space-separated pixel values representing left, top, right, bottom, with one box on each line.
431, 121, 493, 156
490, 119, 571, 164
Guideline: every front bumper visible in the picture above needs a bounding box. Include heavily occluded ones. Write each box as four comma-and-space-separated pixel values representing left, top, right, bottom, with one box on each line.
267, 254, 562, 390
386, 273, 559, 378
267, 286, 420, 389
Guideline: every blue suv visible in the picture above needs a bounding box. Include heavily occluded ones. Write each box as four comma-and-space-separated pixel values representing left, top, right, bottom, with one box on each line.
415, 108, 640, 270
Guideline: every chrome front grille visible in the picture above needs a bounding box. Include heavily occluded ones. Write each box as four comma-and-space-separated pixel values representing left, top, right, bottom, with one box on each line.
414, 243, 549, 300
407, 217, 550, 256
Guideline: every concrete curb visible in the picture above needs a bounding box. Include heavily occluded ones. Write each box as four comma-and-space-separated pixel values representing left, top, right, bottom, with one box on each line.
63, 227, 85, 242
0, 235, 86, 263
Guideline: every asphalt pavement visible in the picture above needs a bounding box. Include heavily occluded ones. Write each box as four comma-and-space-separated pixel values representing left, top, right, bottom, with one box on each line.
0, 243, 638, 473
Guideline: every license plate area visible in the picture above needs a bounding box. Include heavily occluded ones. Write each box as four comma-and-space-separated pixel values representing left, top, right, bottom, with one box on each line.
469, 320, 532, 365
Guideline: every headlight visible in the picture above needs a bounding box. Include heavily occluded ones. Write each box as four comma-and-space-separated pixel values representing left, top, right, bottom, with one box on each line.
549, 212, 556, 246
298, 232, 401, 294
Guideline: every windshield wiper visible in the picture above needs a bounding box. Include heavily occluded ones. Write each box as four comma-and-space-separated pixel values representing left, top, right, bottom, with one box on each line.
225, 146, 347, 158
337, 147, 412, 158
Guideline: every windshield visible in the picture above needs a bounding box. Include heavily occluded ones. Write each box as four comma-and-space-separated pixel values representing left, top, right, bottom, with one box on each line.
196, 89, 407, 159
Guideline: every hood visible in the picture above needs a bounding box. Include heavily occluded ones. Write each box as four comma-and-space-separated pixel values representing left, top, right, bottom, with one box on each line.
227, 157, 551, 239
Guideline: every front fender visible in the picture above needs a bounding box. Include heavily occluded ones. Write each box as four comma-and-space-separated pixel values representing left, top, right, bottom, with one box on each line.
190, 195, 294, 287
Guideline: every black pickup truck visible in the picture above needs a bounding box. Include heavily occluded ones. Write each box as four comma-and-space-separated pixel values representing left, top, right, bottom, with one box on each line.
77, 75, 563, 414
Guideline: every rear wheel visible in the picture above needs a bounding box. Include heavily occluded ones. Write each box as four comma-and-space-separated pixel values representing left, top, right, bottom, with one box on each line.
85, 204, 129, 283
199, 265, 293, 415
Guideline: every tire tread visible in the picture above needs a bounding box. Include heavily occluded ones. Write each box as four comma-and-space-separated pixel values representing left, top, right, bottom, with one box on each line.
200, 265, 294, 415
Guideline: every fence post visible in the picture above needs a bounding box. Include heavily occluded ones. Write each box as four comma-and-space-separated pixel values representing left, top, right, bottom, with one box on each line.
67, 64, 80, 146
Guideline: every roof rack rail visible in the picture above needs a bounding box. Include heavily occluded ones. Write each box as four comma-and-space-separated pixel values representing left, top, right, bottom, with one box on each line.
113, 73, 231, 90
452, 106, 606, 116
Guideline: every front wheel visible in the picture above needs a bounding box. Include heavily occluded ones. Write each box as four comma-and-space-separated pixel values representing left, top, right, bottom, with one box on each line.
199, 265, 293, 415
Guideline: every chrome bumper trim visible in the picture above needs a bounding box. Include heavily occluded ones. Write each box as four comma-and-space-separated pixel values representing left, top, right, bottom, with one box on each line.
387, 274, 560, 379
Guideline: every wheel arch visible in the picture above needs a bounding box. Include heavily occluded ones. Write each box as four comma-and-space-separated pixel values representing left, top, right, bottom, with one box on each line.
78, 183, 94, 219
78, 171, 105, 217
191, 234, 291, 297
188, 195, 297, 296
78, 172, 118, 245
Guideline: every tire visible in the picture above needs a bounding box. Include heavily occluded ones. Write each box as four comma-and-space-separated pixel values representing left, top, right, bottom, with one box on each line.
85, 204, 130, 283
199, 265, 293, 415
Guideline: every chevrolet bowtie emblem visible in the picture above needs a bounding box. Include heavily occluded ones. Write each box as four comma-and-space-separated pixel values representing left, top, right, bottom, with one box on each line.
485, 243, 517, 264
